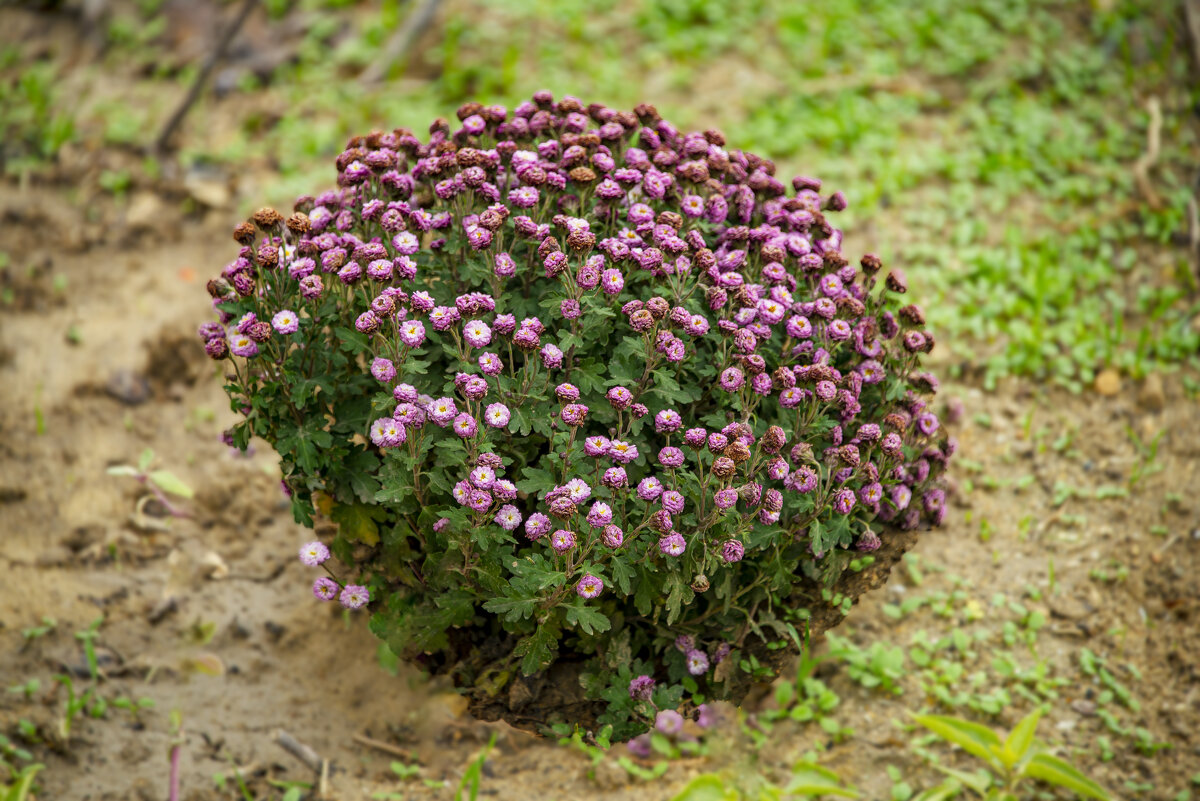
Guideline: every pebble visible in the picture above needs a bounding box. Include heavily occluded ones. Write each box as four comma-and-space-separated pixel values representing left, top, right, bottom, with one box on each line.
1094, 369, 1121, 397
105, 369, 151, 405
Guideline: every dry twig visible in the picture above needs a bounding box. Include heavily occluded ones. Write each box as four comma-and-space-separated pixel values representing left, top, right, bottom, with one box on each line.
275, 729, 324, 773
352, 732, 416, 761
1132, 96, 1163, 210
154, 0, 260, 154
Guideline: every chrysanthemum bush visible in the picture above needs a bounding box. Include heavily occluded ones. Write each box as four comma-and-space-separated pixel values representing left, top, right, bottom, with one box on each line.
199, 92, 950, 737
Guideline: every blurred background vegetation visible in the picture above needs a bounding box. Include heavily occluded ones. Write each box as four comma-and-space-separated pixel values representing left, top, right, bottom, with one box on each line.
2, 0, 1198, 389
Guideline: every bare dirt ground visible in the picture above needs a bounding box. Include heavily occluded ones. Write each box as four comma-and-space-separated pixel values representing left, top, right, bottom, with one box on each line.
1, 174, 1198, 800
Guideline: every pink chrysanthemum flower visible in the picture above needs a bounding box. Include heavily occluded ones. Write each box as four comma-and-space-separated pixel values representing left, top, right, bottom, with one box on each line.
484, 403, 511, 429
576, 575, 604, 599
339, 584, 370, 610
495, 504, 522, 531
312, 577, 339, 601
550, 529, 576, 553
298, 540, 330, 567
271, 309, 299, 334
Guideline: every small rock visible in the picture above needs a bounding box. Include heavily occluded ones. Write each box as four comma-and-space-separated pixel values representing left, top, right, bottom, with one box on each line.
1094, 369, 1121, 397
105, 369, 151, 405
264, 621, 286, 641
1137, 373, 1165, 413
125, 192, 165, 230
199, 551, 229, 580
1049, 595, 1091, 620
184, 169, 232, 209
1070, 700, 1097, 717
147, 596, 179, 625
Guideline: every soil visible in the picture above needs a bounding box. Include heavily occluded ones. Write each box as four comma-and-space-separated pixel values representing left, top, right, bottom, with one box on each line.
2, 7, 1199, 800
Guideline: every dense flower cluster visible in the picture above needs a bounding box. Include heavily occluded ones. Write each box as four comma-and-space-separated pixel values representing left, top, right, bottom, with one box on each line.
200, 92, 950, 735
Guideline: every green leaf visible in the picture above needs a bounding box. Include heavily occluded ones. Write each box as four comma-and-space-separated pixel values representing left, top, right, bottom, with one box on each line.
137, 448, 155, 471
564, 603, 611, 636
1003, 707, 1042, 766
335, 325, 371, 354
105, 465, 139, 477
911, 714, 1003, 768
330, 502, 386, 546
910, 782, 963, 801
611, 558, 635, 595
786, 761, 859, 798
516, 466, 555, 495
1024, 754, 1111, 800
482, 596, 537, 623
148, 470, 194, 499
670, 774, 737, 801
514, 622, 560, 676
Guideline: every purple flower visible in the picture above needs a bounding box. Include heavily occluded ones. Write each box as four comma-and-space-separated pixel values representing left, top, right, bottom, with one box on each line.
683, 428, 707, 448
658, 446, 685, 468
484, 403, 511, 429
586, 502, 613, 528
606, 386, 633, 410
891, 484, 912, 511
470, 466, 496, 489
229, 332, 258, 358
370, 417, 406, 448
637, 476, 664, 501
452, 413, 479, 438
629, 675, 656, 701
541, 343, 564, 369
658, 533, 686, 556
789, 467, 818, 493
271, 309, 299, 334
600, 268, 625, 295
719, 367, 745, 391
399, 320, 426, 347
478, 352, 503, 375
714, 488, 738, 510
584, 435, 612, 457
463, 319, 492, 348
550, 529, 577, 553
686, 649, 710, 676
561, 403, 589, 426
525, 512, 551, 540
494, 252, 516, 278
371, 357, 396, 383
495, 504, 522, 531
576, 574, 604, 599
654, 409, 683, 433
467, 489, 492, 512
655, 709, 684, 736
627, 735, 652, 758
916, 412, 940, 436
428, 397, 458, 426
609, 440, 638, 464
722, 540, 745, 563
339, 584, 370, 610
833, 488, 857, 515
602, 524, 624, 548
859, 482, 883, 506
312, 577, 339, 601
299, 541, 330, 567
602, 467, 628, 489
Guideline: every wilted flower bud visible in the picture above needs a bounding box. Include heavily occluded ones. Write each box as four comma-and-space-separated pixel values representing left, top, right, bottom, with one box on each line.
711, 456, 736, 479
